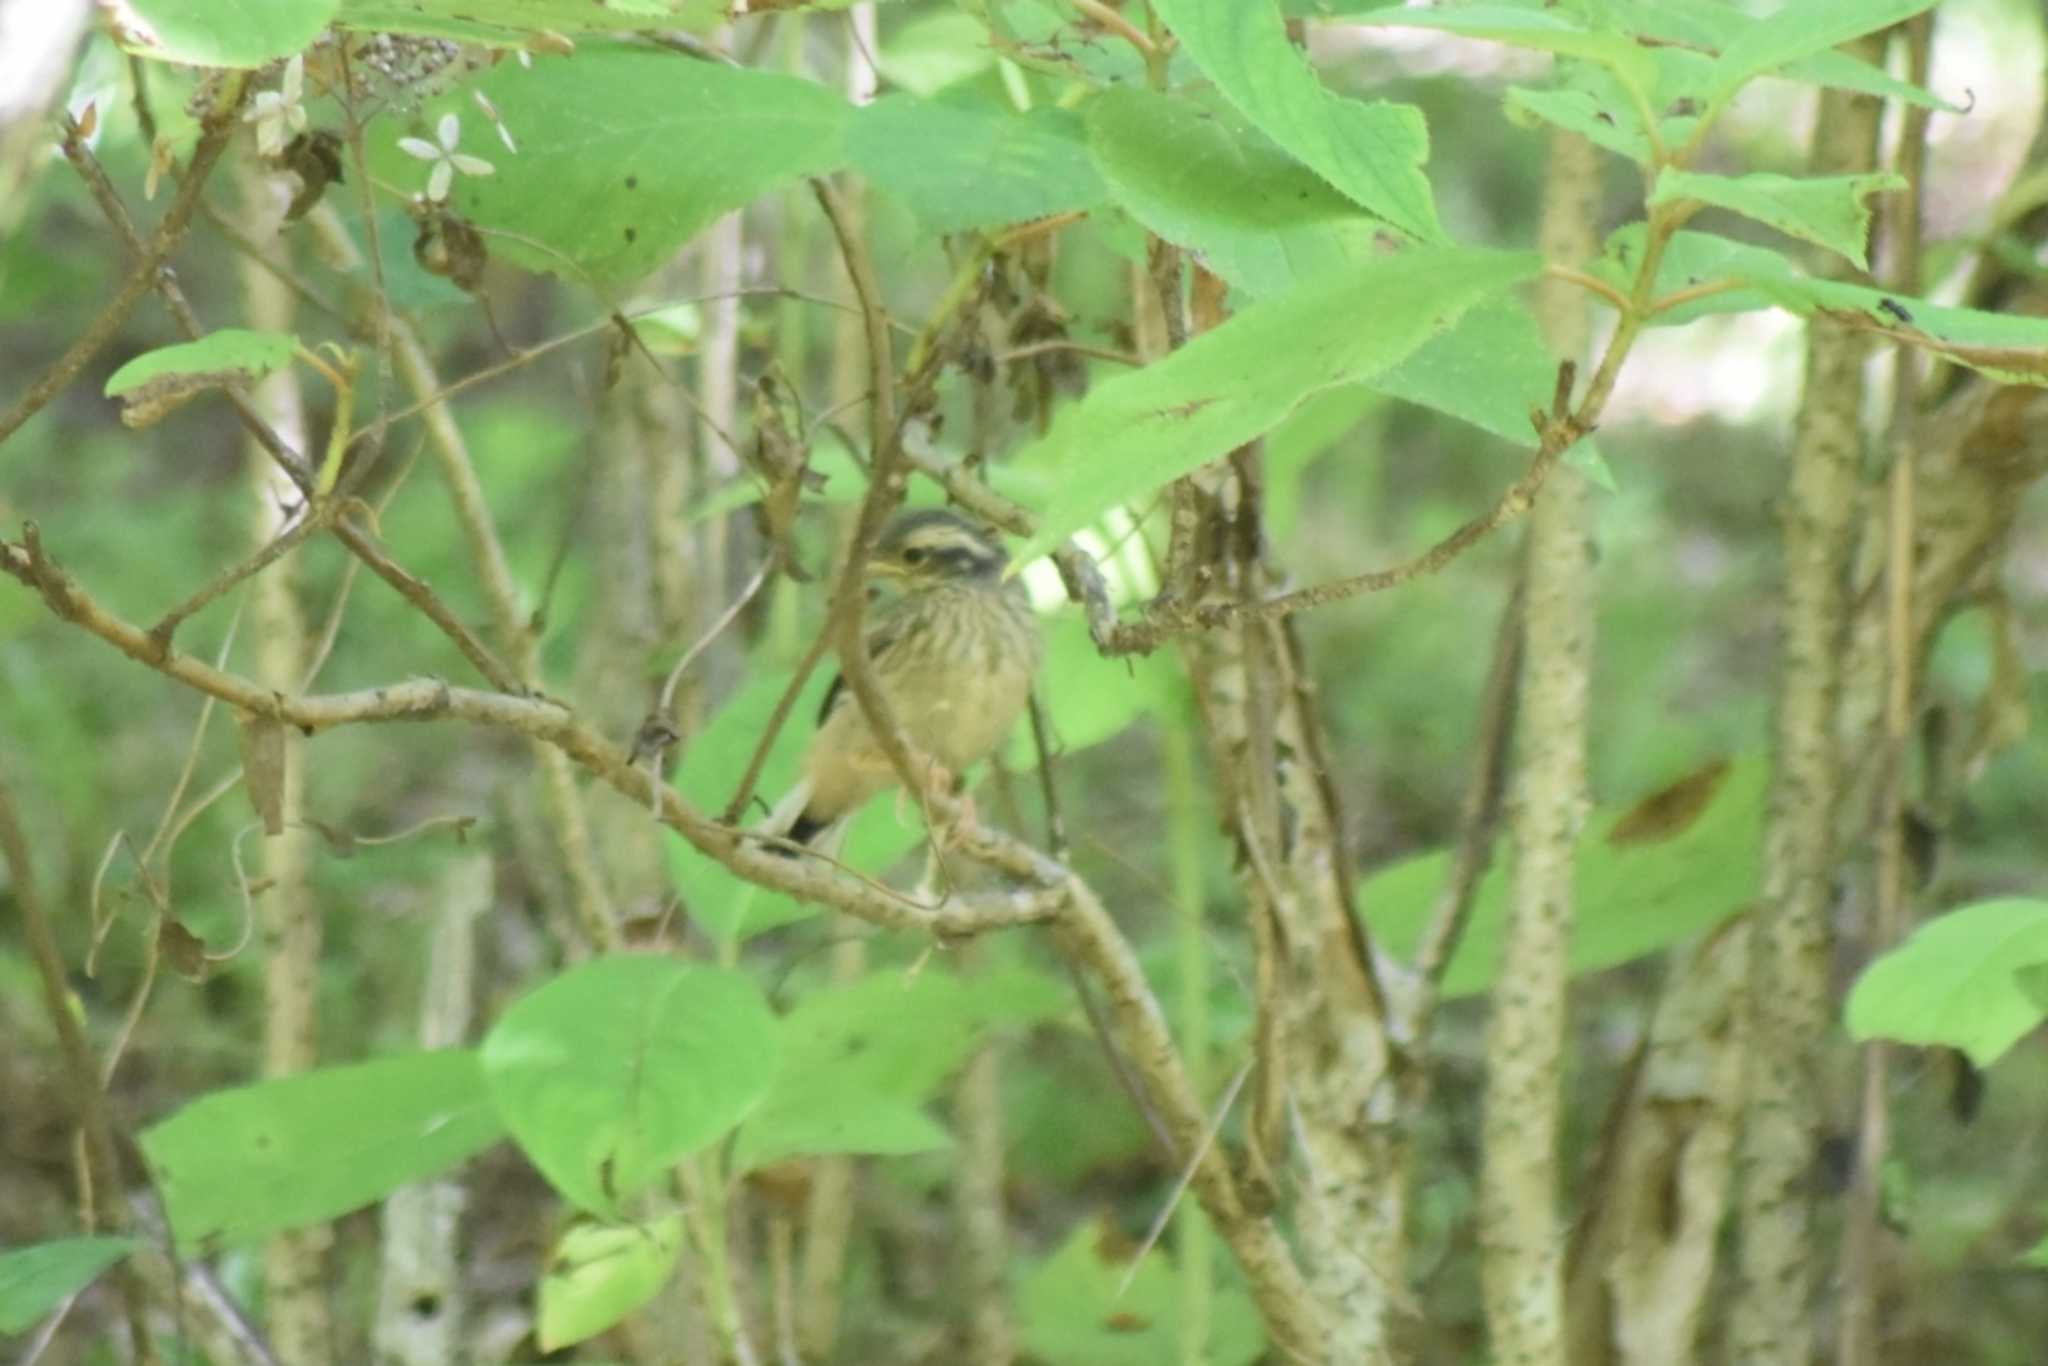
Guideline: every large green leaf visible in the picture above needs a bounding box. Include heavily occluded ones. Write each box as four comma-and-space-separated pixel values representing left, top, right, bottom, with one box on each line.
1012, 246, 1540, 563
401, 48, 848, 286
1362, 757, 1765, 997
1085, 87, 1389, 301
732, 966, 1064, 1170
1149, 0, 1441, 242
1708, 0, 1941, 103
1845, 899, 2048, 1068
536, 1214, 685, 1351
849, 96, 1107, 232
141, 1051, 503, 1252
1650, 168, 1904, 272
0, 1237, 138, 1334
120, 0, 337, 67
1019, 1219, 1266, 1366
481, 957, 777, 1216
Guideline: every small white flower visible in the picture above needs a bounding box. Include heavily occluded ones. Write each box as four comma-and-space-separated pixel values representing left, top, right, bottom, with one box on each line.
245, 54, 307, 158
397, 112, 495, 203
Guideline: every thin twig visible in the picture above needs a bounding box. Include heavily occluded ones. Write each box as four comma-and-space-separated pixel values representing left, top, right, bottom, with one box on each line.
0, 769, 162, 1364
658, 541, 776, 717
0, 84, 246, 448
1118, 1063, 1253, 1298
1411, 583, 1525, 996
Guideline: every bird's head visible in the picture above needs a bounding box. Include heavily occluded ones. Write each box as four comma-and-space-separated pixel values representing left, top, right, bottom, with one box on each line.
868, 509, 1008, 588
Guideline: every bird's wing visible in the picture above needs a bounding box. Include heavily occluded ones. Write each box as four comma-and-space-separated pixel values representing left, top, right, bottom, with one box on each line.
815, 601, 927, 725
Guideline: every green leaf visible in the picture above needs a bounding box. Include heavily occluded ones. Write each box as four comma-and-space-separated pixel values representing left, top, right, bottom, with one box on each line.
1149, 0, 1441, 242
1000, 610, 1178, 768
849, 96, 1107, 233
1709, 0, 1941, 102
337, 0, 725, 43
482, 957, 778, 1215
1579, 0, 1958, 111
732, 966, 1063, 1170
537, 1214, 684, 1351
1592, 227, 1780, 324
1019, 1219, 1265, 1366
0, 1237, 138, 1334
1845, 899, 2048, 1068
141, 1051, 503, 1252
409, 48, 848, 286
1505, 85, 1651, 166
104, 329, 299, 397
1085, 87, 1390, 301
1012, 246, 1540, 563
1650, 168, 1904, 272
119, 0, 338, 67
1351, 5, 1654, 89
1374, 301, 1558, 450
1747, 269, 2048, 386
876, 11, 993, 95
990, 0, 1153, 87
1363, 757, 1765, 997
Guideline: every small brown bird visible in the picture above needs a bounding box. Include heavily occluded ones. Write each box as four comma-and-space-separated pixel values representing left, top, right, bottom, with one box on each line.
768, 509, 1042, 850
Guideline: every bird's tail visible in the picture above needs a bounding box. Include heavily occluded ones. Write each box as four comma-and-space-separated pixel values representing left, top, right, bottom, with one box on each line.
758, 777, 843, 856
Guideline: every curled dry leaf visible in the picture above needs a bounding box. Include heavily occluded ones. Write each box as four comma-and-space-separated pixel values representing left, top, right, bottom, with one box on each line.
282, 129, 345, 221
412, 205, 488, 292
236, 713, 288, 836
158, 915, 211, 982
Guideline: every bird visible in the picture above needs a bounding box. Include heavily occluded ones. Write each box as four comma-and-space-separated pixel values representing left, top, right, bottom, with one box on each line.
766, 508, 1042, 851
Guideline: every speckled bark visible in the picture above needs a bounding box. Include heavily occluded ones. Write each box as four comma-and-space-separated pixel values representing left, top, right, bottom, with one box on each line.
1731, 75, 1884, 1366
1479, 129, 1598, 1366
242, 167, 334, 1366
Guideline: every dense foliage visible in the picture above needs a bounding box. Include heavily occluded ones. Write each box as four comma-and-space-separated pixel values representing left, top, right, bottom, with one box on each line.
3, 1, 2047, 1363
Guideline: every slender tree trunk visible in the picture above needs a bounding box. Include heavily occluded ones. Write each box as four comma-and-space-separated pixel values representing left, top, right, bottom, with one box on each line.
1478, 128, 1598, 1366
241, 166, 333, 1366
1731, 69, 1885, 1366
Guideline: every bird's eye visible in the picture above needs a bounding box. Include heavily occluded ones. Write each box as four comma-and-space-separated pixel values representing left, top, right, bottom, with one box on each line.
901, 546, 928, 566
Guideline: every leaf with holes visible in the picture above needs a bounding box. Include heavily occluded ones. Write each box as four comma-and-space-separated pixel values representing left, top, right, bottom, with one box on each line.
386, 47, 848, 287
1651, 168, 1903, 272
482, 956, 777, 1216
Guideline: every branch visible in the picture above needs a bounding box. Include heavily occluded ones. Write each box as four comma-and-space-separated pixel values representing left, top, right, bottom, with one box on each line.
0, 81, 245, 448
6, 513, 1330, 1354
